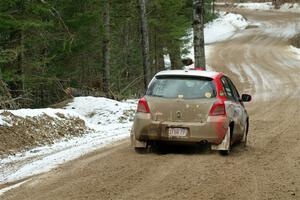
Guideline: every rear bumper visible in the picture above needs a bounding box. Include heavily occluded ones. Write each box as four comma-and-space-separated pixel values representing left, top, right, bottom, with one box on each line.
132, 113, 229, 144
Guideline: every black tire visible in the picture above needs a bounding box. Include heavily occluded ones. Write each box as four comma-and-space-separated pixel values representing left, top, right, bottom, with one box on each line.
241, 121, 248, 147
134, 147, 147, 154
220, 149, 230, 156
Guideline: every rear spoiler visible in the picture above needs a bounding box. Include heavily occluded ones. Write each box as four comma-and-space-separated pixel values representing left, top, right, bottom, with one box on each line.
189, 67, 205, 71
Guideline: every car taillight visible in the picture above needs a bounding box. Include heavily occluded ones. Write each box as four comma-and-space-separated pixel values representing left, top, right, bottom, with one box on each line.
137, 97, 150, 113
209, 101, 226, 116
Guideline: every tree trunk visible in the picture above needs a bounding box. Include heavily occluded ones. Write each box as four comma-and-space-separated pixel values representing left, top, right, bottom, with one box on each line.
17, 30, 25, 92
193, 0, 206, 69
0, 66, 2, 80
18, 1, 25, 93
138, 0, 151, 91
154, 27, 158, 75
102, 0, 111, 97
158, 49, 165, 72
169, 44, 182, 70
272, 0, 282, 9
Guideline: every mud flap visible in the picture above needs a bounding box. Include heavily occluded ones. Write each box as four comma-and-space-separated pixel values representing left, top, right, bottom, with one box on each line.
211, 129, 230, 151
130, 133, 147, 148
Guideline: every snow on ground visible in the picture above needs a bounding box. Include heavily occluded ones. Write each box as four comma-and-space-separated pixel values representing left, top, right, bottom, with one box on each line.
0, 108, 84, 124
279, 3, 300, 13
0, 97, 137, 189
264, 22, 300, 38
0, 180, 29, 196
233, 3, 300, 38
0, 116, 10, 126
170, 12, 249, 69
235, 2, 300, 13
235, 2, 273, 10
289, 45, 300, 60
205, 12, 248, 44
64, 97, 135, 131
163, 54, 171, 69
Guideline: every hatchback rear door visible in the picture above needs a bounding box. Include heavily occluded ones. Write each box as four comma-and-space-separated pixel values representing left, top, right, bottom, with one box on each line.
146, 75, 217, 123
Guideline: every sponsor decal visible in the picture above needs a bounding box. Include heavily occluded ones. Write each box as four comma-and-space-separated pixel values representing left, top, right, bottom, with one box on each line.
220, 91, 225, 96
176, 111, 182, 119
205, 92, 212, 98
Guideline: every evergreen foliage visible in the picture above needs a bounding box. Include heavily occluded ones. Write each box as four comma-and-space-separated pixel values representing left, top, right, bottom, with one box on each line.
0, 0, 215, 108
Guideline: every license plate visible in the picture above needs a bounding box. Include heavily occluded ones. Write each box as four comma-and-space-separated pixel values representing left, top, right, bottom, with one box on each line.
168, 128, 188, 137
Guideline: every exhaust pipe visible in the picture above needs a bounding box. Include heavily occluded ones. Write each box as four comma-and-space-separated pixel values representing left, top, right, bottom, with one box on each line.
199, 140, 208, 145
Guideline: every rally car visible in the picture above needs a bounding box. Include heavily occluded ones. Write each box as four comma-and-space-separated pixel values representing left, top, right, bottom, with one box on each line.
131, 69, 251, 154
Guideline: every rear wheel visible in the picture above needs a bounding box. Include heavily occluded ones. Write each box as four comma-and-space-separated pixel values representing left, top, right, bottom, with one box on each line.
220, 147, 230, 155
134, 147, 148, 154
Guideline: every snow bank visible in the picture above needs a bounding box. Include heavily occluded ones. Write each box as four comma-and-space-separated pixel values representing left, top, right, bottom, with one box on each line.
279, 3, 300, 13
186, 12, 249, 45
235, 2, 273, 10
235, 2, 300, 13
0, 97, 137, 187
0, 116, 10, 126
205, 12, 248, 44
0, 108, 89, 157
289, 45, 300, 60
65, 96, 135, 131
0, 108, 84, 124
178, 12, 248, 68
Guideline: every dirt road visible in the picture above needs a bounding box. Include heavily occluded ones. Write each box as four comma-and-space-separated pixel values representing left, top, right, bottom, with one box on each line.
2, 10, 300, 200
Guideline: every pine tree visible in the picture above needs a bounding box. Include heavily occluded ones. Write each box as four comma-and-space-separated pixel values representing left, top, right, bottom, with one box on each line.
0, 0, 216, 107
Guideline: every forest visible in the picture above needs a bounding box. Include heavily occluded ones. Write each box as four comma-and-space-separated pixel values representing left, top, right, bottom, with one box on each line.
0, 0, 215, 108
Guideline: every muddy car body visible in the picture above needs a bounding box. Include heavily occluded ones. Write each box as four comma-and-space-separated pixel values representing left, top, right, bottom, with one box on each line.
131, 70, 251, 154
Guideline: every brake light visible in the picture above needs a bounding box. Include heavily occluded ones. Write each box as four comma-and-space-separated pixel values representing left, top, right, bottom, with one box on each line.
209, 101, 226, 116
137, 97, 150, 113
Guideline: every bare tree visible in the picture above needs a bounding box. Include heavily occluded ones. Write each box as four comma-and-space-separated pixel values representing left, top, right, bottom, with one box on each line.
0, 80, 19, 109
102, 0, 111, 97
138, 0, 151, 91
193, 0, 206, 69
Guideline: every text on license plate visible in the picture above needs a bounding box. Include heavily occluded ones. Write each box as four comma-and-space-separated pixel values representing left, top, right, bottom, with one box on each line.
168, 128, 188, 137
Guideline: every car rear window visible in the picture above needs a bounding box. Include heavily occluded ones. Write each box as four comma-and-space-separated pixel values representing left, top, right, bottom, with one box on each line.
146, 75, 217, 99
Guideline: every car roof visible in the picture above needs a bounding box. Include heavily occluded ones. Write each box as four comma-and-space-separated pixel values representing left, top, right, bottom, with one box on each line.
155, 70, 222, 79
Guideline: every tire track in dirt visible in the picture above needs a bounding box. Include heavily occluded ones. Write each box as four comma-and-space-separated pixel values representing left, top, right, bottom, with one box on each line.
207, 9, 300, 200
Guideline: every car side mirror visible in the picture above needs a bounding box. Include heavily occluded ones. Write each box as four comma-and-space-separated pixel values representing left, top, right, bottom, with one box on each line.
241, 94, 252, 102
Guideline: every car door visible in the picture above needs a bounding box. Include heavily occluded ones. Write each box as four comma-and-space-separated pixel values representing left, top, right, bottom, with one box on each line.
220, 76, 243, 141
226, 77, 247, 139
